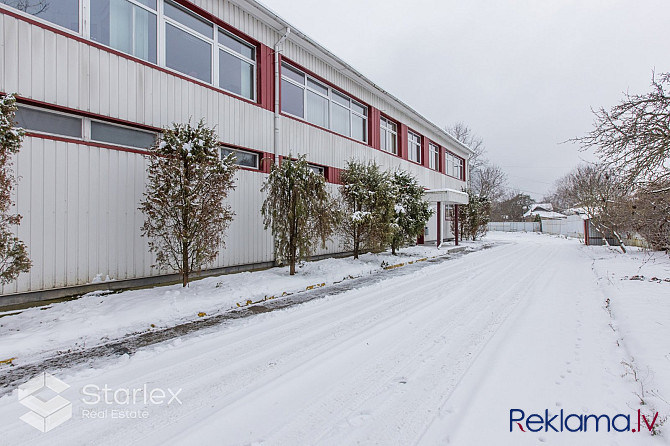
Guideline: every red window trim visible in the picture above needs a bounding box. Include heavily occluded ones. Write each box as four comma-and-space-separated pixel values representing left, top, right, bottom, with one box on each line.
280, 56, 370, 112
0, 3, 266, 110
406, 127, 423, 165
427, 139, 441, 172
378, 113, 401, 158
445, 149, 466, 181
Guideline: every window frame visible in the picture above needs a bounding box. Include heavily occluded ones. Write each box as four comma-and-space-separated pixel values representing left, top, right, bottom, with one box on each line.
380, 115, 398, 155
15, 103, 159, 150
90, 118, 158, 149
89, 0, 158, 63
428, 142, 440, 171
445, 151, 465, 180
15, 104, 84, 139
220, 146, 260, 170
407, 130, 422, 164
280, 61, 369, 144
217, 28, 257, 101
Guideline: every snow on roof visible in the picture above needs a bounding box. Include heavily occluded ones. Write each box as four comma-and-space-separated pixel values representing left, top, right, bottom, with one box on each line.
523, 209, 568, 220
529, 203, 553, 213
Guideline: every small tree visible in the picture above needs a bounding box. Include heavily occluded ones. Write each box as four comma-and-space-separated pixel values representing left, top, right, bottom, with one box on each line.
390, 170, 433, 255
459, 191, 491, 241
261, 155, 337, 275
139, 120, 237, 287
339, 160, 394, 259
0, 94, 31, 284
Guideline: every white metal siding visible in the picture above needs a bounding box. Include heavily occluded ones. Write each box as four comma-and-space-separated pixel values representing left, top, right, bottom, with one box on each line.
0, 2, 468, 296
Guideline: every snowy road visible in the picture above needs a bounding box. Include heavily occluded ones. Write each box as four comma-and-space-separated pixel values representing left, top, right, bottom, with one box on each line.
1, 233, 665, 445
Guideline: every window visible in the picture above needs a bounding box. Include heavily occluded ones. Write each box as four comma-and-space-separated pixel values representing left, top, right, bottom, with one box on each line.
308, 164, 325, 176
14, 104, 159, 148
380, 116, 397, 155
91, 121, 156, 148
219, 30, 255, 100
90, 0, 158, 63
281, 62, 368, 143
2, 0, 79, 31
15, 105, 83, 138
446, 152, 464, 180
408, 131, 421, 164
429, 143, 439, 170
164, 1, 213, 83
221, 147, 259, 169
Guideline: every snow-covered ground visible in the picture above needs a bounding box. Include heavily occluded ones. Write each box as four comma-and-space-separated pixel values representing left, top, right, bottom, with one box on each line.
0, 245, 463, 367
0, 232, 668, 445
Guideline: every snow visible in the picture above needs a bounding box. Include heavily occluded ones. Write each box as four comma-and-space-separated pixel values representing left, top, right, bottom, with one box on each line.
0, 232, 668, 444
0, 245, 453, 368
350, 210, 371, 222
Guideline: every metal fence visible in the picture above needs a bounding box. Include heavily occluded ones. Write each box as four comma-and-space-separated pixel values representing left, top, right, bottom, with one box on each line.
487, 222, 540, 232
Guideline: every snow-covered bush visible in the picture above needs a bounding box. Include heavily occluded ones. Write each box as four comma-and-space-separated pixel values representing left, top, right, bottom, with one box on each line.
0, 94, 31, 284
139, 120, 237, 287
390, 170, 433, 255
261, 155, 337, 275
338, 160, 394, 259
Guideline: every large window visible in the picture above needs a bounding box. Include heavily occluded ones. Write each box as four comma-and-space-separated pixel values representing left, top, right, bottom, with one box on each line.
446, 152, 464, 180
429, 143, 439, 170
380, 116, 397, 155
164, 1, 213, 83
281, 62, 368, 143
408, 131, 421, 164
221, 147, 259, 169
91, 0, 158, 64
2, 0, 79, 31
4, 1, 260, 101
219, 30, 256, 100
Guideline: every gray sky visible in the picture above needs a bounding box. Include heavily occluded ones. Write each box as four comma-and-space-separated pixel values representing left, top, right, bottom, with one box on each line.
260, 0, 670, 199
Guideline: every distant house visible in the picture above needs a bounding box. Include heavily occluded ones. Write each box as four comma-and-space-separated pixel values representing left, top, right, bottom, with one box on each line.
523, 203, 567, 221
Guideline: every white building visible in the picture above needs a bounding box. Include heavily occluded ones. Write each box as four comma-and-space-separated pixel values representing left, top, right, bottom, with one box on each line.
0, 0, 471, 304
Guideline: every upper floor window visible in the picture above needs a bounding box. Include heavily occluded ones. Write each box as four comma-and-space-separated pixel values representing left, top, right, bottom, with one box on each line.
429, 143, 439, 170
446, 152, 464, 180
221, 147, 259, 169
380, 116, 397, 155
408, 131, 421, 164
281, 62, 368, 143
218, 30, 256, 100
91, 0, 158, 64
164, 0, 213, 83
1, 0, 80, 31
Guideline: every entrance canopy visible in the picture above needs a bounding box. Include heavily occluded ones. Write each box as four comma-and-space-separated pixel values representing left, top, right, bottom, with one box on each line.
424, 188, 469, 205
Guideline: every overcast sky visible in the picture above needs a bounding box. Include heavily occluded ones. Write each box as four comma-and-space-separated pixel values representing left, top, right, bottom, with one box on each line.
260, 0, 670, 199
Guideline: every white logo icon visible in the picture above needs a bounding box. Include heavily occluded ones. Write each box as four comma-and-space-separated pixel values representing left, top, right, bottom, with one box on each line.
18, 372, 72, 432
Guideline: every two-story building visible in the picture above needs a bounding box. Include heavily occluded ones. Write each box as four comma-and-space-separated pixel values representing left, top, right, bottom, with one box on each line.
0, 0, 471, 303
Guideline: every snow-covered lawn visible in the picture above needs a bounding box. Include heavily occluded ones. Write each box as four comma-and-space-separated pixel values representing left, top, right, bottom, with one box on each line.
0, 245, 469, 367
0, 232, 668, 445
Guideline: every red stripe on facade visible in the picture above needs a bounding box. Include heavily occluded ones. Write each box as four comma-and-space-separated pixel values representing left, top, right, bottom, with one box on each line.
399, 123, 408, 160
369, 107, 381, 151
258, 45, 275, 112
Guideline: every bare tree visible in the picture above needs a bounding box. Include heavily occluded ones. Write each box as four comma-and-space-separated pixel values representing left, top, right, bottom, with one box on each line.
573, 71, 670, 189
491, 191, 534, 221
563, 164, 629, 252
445, 122, 486, 172
543, 173, 577, 212
471, 161, 508, 202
